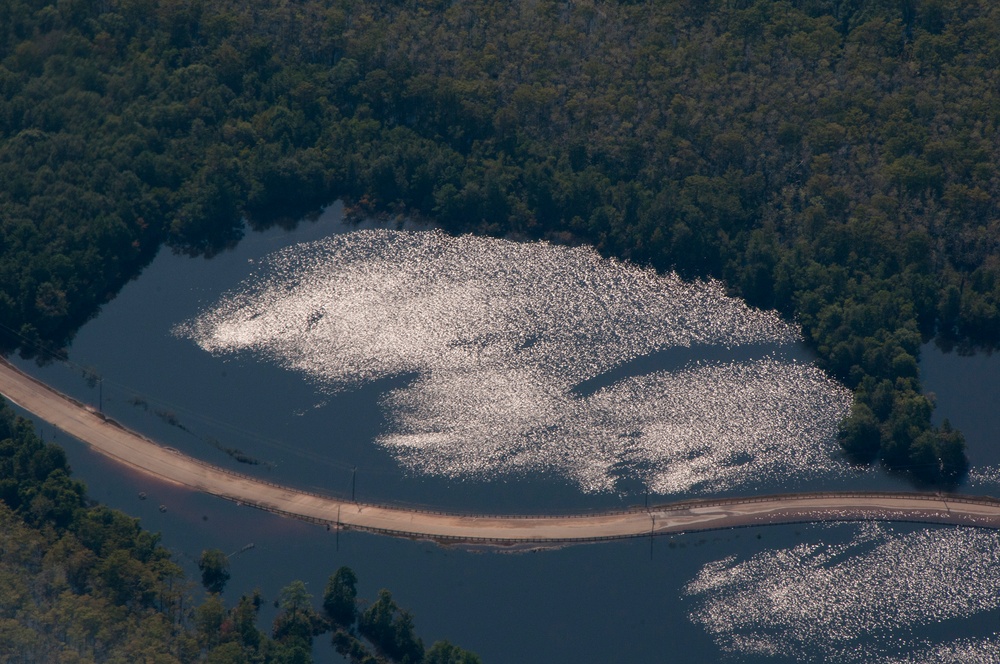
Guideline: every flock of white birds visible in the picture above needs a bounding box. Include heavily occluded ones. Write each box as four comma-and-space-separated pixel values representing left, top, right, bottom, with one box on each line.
177, 228, 998, 661
177, 229, 851, 494
686, 522, 1000, 662
884, 640, 1000, 664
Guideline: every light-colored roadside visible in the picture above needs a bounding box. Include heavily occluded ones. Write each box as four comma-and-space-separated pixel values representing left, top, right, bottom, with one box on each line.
3, 357, 1000, 548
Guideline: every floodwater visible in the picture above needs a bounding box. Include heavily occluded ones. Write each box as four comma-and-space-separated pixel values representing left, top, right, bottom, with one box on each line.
9, 204, 1000, 662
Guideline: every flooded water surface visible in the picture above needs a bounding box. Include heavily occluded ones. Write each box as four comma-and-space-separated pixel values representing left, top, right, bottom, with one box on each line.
10, 205, 1000, 662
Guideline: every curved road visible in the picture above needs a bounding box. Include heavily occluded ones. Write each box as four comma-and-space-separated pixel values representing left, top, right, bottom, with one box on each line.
3, 358, 1000, 549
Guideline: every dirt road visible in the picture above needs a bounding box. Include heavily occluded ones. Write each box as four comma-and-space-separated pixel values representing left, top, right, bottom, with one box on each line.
3, 358, 999, 548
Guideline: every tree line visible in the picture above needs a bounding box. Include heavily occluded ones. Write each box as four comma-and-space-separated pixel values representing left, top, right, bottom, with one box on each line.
0, 397, 479, 662
3, 0, 997, 481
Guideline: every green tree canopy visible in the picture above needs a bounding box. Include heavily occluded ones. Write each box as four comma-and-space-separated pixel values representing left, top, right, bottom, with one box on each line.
323, 566, 358, 628
359, 589, 424, 664
198, 548, 231, 595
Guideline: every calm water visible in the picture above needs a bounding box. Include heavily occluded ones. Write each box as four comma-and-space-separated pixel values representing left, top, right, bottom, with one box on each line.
921, 344, 1000, 473
10, 205, 1000, 662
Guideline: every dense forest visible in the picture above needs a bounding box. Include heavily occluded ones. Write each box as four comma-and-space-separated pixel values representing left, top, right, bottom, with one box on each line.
0, 397, 480, 663
2, 1, 998, 478
12, 2, 1000, 659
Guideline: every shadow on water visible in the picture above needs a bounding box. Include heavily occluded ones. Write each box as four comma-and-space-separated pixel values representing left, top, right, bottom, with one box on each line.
571, 341, 803, 397
921, 342, 1000, 473
10, 208, 1000, 663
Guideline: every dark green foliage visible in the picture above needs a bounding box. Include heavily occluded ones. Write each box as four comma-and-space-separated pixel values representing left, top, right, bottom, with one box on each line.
199, 548, 231, 594
322, 568, 483, 663
839, 402, 881, 464
905, 422, 968, 485
272, 580, 324, 648
196, 594, 229, 650
333, 628, 381, 664
2, 0, 992, 484
931, 419, 968, 483
359, 590, 424, 664
0, 400, 85, 526
0, 400, 478, 662
324, 565, 359, 628
425, 641, 483, 664
0, 398, 194, 658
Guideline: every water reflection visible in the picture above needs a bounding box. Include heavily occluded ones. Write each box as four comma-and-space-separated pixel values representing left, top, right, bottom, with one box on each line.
8, 205, 999, 662
687, 522, 1000, 662
921, 343, 1000, 482
177, 228, 851, 495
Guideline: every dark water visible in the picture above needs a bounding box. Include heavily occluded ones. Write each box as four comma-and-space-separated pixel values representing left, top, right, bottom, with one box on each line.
9, 205, 1000, 662
921, 343, 1000, 473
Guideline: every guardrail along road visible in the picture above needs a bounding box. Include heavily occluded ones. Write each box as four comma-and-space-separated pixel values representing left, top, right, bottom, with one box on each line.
3, 358, 999, 549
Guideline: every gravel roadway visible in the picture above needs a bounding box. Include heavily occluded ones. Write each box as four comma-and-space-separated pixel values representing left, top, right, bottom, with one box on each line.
3, 358, 1000, 549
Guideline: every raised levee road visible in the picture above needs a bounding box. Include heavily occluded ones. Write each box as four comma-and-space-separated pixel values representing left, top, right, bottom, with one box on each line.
3, 358, 999, 549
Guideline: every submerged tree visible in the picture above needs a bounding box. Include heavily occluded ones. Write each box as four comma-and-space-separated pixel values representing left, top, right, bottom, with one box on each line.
198, 548, 231, 594
425, 640, 483, 664
324, 566, 359, 628
359, 589, 424, 664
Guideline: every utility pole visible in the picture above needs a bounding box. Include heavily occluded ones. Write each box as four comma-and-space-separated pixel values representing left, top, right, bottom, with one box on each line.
98, 376, 103, 414
649, 514, 655, 560
351, 467, 356, 502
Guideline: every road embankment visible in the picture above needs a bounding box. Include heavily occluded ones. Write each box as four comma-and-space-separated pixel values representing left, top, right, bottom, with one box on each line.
3, 357, 1000, 549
